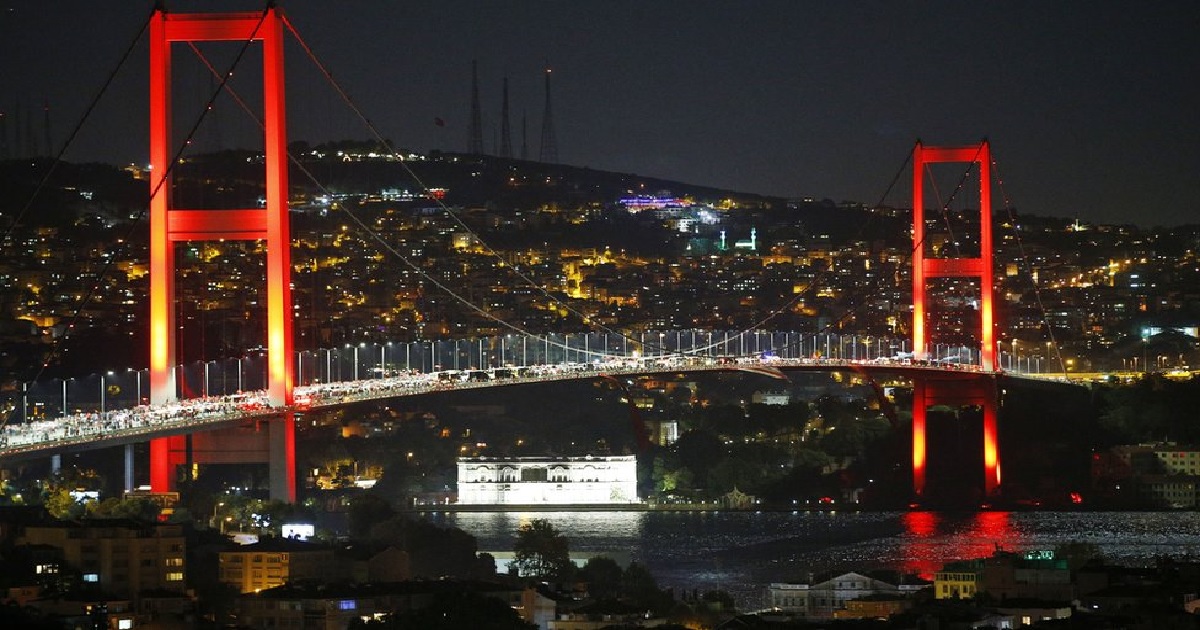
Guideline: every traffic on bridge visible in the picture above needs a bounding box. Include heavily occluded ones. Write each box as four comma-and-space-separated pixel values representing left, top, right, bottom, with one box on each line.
0, 330, 1013, 460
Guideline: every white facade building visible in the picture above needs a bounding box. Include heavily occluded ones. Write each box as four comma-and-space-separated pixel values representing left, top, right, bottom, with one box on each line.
769, 572, 927, 619
751, 390, 792, 405
456, 456, 639, 505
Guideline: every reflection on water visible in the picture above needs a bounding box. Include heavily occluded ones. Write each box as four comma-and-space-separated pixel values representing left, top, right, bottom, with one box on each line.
897, 511, 1025, 579
423, 510, 1200, 611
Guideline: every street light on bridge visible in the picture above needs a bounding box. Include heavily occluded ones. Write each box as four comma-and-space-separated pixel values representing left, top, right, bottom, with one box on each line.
128, 367, 143, 406
100, 371, 114, 417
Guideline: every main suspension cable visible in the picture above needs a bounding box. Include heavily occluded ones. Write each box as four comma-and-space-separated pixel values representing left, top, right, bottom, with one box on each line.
992, 154, 1067, 374
1, 4, 156, 244
28, 6, 274, 390
280, 16, 630, 343
185, 43, 625, 359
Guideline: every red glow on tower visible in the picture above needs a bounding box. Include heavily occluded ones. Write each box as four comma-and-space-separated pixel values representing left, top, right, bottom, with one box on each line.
910, 140, 1001, 499
148, 7, 294, 500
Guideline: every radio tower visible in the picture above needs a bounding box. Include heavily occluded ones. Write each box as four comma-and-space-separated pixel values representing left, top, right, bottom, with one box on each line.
499, 76, 513, 158
468, 60, 484, 154
539, 68, 558, 163
0, 111, 8, 159
43, 101, 52, 157
521, 111, 528, 160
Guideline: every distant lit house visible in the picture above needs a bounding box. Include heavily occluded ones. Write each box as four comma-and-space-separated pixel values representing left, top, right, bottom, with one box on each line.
769, 571, 927, 619
18, 519, 186, 601
219, 538, 341, 593
456, 456, 639, 505
935, 560, 983, 600
235, 581, 551, 630
751, 389, 791, 405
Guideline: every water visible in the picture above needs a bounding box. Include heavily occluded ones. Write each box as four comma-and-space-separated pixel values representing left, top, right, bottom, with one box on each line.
420, 510, 1200, 610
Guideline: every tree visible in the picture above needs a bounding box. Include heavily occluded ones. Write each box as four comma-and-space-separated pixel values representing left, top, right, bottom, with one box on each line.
578, 556, 624, 599
44, 488, 84, 520
347, 493, 395, 539
86, 496, 159, 521
368, 516, 483, 579
621, 561, 674, 614
674, 429, 725, 484
512, 519, 573, 580
707, 457, 762, 495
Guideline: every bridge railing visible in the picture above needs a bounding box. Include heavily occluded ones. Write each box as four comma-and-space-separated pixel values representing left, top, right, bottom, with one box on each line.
2, 330, 1018, 427
3, 342, 1040, 457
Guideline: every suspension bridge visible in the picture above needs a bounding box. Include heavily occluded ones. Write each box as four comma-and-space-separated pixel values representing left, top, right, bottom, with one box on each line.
0, 6, 1078, 505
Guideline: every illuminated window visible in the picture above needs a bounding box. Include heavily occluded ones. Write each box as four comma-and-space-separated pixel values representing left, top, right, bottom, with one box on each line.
83, 574, 99, 582
167, 572, 184, 582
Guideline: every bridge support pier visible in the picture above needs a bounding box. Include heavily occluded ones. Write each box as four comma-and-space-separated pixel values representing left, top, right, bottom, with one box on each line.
268, 416, 296, 503
145, 6, 296, 502
150, 435, 188, 493
908, 139, 1000, 502
912, 375, 1001, 500
50, 454, 60, 477
124, 444, 135, 494
149, 417, 296, 502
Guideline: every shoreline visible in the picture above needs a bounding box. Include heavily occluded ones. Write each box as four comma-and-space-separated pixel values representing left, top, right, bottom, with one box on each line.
404, 502, 1152, 514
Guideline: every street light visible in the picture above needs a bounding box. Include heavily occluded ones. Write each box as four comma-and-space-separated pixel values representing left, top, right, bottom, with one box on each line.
352, 340, 362, 381
100, 371, 114, 417
212, 501, 225, 529
129, 367, 143, 406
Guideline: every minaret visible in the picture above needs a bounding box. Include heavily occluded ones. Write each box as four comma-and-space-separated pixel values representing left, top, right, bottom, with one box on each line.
539, 68, 558, 163
499, 77, 513, 158
468, 60, 484, 154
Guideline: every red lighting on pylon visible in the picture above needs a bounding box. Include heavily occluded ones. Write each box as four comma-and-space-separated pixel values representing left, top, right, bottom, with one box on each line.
910, 140, 1001, 500
147, 7, 295, 501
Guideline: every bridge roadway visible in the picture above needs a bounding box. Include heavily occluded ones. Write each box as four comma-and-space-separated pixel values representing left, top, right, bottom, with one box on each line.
0, 356, 1009, 462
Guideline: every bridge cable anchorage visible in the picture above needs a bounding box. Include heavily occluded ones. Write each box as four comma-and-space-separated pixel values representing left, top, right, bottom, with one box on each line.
17, 5, 274, 422
991, 154, 1066, 377
0, 5, 155, 246
279, 17, 674, 358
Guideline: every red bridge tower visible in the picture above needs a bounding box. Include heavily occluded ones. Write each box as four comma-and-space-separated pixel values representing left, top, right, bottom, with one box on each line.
146, 7, 296, 501
909, 140, 1001, 499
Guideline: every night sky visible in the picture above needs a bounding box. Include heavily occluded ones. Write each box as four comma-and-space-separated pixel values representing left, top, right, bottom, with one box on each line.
2, 1, 1198, 226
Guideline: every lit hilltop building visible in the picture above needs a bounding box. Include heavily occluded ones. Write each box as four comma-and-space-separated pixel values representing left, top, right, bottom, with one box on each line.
456, 455, 639, 505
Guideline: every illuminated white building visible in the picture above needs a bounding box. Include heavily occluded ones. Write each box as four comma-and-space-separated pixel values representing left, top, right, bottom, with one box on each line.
456, 456, 639, 505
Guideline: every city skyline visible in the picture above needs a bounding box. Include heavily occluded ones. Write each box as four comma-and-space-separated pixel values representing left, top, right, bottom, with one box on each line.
1, 0, 1198, 227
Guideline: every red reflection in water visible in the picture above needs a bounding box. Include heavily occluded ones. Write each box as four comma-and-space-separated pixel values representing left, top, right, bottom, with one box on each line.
899, 511, 1024, 579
